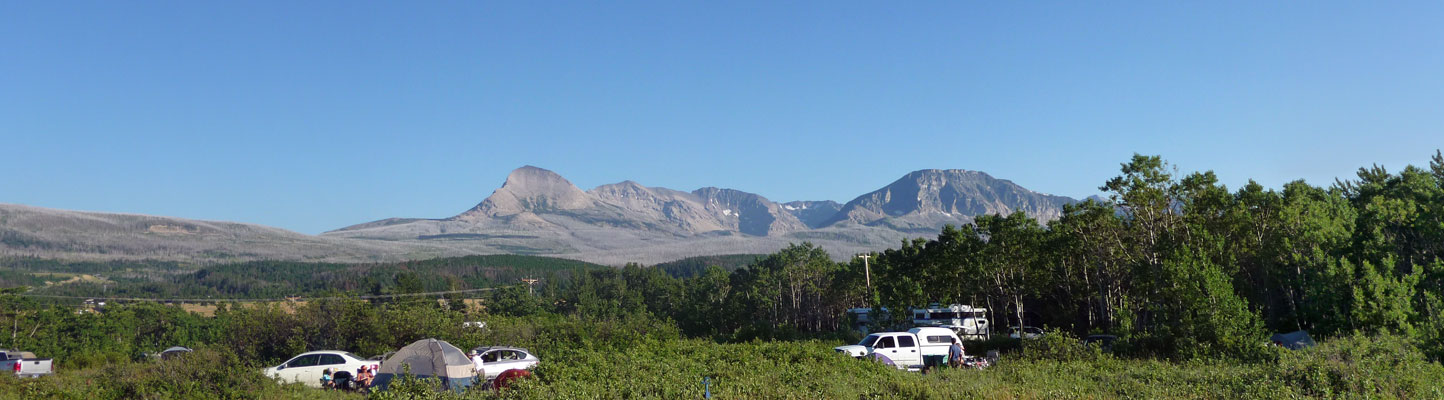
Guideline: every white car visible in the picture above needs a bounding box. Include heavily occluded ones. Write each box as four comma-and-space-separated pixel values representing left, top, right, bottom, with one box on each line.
471, 346, 539, 381
264, 351, 377, 388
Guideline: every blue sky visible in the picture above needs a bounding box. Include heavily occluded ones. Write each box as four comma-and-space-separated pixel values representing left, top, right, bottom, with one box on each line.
3, 2, 1442, 234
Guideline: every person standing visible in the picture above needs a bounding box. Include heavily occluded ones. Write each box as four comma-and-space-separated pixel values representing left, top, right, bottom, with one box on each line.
471, 350, 486, 381
948, 339, 965, 368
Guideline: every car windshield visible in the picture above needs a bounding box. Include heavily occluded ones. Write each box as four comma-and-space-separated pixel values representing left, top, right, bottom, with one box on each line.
860, 334, 881, 347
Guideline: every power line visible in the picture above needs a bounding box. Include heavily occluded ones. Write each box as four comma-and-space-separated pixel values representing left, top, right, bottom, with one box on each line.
14, 287, 502, 303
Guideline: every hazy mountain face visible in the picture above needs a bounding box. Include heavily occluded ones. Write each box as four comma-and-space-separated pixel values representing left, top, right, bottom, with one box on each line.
2, 166, 1079, 264
822, 169, 1077, 231
782, 201, 843, 229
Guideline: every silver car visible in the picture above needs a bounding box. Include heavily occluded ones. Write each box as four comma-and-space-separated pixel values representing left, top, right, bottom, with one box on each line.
470, 346, 539, 381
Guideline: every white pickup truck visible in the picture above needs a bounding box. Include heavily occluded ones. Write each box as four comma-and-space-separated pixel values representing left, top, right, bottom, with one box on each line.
0, 350, 54, 378
834, 327, 962, 370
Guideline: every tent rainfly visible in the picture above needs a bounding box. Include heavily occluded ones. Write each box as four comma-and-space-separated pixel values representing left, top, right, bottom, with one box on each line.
372, 338, 476, 392
158, 346, 193, 360
1270, 330, 1316, 350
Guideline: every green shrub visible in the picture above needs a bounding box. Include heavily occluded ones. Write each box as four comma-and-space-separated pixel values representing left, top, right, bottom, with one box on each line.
0, 347, 358, 400
962, 336, 1021, 356
367, 370, 454, 400
1020, 330, 1102, 362
1277, 333, 1444, 398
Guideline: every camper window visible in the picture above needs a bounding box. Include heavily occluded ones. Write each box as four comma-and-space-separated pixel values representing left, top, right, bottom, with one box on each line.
926, 335, 950, 344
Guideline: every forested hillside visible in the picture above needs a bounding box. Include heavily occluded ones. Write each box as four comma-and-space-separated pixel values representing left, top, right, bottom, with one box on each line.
651, 254, 762, 278
2, 255, 605, 300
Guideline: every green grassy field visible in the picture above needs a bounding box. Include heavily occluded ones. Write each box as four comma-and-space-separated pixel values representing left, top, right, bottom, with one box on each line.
6, 333, 1443, 400
487, 334, 1444, 400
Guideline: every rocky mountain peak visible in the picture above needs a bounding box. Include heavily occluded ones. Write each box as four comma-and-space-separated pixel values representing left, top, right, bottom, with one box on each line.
454, 166, 594, 220
591, 180, 651, 197
821, 168, 1076, 230
691, 187, 809, 236
502, 165, 573, 189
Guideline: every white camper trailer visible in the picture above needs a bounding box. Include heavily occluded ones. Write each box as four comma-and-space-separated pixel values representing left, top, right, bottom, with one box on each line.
911, 304, 990, 339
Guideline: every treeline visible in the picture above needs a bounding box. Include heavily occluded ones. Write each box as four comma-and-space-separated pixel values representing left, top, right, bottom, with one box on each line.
480, 243, 856, 341
858, 152, 1444, 359
485, 151, 1444, 360
651, 254, 762, 278
6, 255, 607, 300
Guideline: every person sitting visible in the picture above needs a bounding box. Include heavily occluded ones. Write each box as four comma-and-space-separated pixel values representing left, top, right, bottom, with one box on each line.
320, 368, 334, 389
355, 366, 374, 390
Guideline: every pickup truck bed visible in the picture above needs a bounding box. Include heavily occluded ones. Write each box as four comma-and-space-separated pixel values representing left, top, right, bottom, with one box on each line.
0, 350, 54, 377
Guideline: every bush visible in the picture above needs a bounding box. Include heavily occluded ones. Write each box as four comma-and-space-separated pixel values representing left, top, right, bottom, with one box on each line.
367, 370, 454, 400
961, 336, 1021, 356
0, 347, 358, 400
1277, 333, 1444, 398
1020, 330, 1102, 362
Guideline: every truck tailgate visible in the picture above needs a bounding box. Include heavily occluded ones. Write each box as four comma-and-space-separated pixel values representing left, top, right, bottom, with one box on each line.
15, 359, 53, 377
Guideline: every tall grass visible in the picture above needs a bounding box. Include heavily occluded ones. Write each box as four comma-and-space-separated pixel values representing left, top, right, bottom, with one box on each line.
0, 348, 358, 400
373, 333, 1444, 399
4, 313, 1442, 399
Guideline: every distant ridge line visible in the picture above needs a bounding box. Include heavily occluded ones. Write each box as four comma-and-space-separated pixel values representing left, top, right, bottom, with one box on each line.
16, 286, 503, 303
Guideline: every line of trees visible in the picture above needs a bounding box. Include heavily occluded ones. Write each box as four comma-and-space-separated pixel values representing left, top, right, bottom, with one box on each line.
860, 152, 1444, 359
489, 151, 1444, 359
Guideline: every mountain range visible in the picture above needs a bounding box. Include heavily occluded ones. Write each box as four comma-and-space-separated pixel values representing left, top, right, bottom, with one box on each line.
1, 167, 1079, 265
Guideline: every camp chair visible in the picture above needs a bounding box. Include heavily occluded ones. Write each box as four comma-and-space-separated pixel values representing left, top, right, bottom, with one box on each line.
332, 371, 354, 391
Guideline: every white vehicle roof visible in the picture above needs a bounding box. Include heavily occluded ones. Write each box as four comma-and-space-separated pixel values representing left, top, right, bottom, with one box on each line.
291, 350, 367, 360
908, 327, 962, 338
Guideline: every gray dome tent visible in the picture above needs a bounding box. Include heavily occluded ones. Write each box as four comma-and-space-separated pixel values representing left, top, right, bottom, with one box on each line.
1270, 330, 1316, 350
372, 338, 476, 392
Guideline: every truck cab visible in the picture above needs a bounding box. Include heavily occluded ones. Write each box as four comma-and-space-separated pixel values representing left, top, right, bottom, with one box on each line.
834, 328, 962, 370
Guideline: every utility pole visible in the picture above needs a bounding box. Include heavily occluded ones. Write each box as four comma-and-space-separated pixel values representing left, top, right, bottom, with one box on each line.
520, 278, 540, 295
856, 254, 872, 307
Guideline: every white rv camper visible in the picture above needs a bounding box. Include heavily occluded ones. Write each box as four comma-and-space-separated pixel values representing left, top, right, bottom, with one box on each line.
911, 304, 990, 339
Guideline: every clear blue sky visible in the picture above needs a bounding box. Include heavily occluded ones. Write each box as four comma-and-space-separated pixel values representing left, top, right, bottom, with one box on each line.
3, 2, 1442, 234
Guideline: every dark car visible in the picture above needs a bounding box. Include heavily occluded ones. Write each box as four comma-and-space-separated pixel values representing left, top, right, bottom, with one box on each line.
1082, 335, 1118, 352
